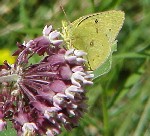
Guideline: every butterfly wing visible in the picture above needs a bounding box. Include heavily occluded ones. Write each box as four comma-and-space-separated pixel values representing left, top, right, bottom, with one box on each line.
71, 21, 111, 70
72, 10, 125, 44
63, 10, 125, 70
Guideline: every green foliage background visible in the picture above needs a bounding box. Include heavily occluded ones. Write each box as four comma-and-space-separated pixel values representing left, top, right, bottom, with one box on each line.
0, 0, 150, 136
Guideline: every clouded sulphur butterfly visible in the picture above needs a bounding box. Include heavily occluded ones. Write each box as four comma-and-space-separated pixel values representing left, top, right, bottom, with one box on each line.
62, 10, 125, 71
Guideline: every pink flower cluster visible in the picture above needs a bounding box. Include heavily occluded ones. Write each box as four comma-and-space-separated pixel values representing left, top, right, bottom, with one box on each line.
0, 25, 93, 136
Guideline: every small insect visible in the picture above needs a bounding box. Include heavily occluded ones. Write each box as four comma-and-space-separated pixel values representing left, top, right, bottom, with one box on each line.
62, 10, 125, 70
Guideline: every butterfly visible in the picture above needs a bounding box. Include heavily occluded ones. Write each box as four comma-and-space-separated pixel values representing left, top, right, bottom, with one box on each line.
62, 10, 125, 72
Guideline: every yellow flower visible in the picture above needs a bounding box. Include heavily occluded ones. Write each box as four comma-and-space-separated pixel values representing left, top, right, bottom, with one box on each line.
0, 48, 15, 64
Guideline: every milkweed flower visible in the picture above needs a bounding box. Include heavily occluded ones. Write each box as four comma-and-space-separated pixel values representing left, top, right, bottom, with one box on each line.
0, 25, 93, 136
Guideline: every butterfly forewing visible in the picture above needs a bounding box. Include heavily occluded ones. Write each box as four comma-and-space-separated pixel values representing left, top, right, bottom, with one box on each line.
63, 10, 125, 70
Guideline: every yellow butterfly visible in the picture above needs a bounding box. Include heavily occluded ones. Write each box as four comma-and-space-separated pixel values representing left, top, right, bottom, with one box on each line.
62, 10, 125, 70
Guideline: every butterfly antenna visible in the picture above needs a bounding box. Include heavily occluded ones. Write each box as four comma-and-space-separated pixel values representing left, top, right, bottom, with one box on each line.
60, 5, 70, 24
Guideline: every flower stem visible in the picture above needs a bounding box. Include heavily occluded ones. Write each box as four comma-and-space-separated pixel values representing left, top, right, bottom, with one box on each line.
0, 74, 19, 83
102, 89, 109, 136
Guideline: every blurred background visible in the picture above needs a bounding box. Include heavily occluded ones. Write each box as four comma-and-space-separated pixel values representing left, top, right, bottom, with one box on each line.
0, 0, 150, 136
